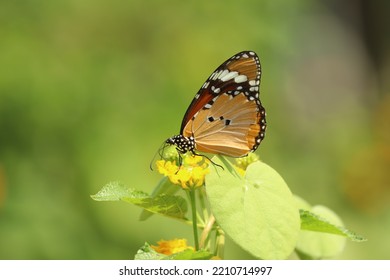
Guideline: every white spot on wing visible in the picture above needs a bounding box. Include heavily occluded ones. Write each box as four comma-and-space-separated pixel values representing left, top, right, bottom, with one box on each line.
211, 70, 221, 80
249, 80, 257, 86
217, 69, 229, 81
234, 75, 248, 83
220, 71, 238, 82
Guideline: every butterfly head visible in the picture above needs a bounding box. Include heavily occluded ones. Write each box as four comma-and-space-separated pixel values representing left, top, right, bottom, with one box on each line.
149, 135, 198, 171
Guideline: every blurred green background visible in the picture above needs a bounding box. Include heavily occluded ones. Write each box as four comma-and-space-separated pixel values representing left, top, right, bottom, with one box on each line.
1, 0, 389, 259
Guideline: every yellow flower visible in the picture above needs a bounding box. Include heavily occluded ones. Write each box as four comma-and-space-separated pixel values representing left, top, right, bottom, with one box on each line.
156, 154, 209, 189
156, 160, 179, 176
235, 153, 260, 171
234, 166, 246, 176
151, 239, 194, 255
184, 155, 203, 166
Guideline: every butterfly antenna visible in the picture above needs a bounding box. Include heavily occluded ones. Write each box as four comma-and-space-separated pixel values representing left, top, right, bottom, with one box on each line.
149, 141, 168, 171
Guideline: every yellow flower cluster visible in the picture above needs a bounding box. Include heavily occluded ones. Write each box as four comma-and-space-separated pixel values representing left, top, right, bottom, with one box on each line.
235, 153, 259, 171
156, 155, 209, 189
151, 239, 194, 255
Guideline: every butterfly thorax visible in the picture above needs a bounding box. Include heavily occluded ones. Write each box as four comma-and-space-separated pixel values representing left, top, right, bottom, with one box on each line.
166, 135, 195, 154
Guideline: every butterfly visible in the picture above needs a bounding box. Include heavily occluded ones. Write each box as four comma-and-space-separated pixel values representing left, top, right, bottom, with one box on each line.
165, 51, 266, 162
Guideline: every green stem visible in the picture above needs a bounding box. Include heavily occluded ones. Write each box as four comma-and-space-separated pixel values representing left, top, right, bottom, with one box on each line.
198, 187, 209, 223
189, 189, 200, 250
215, 227, 225, 259
199, 214, 215, 249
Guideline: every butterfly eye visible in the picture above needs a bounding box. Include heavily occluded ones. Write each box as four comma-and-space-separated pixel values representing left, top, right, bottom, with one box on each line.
166, 51, 266, 159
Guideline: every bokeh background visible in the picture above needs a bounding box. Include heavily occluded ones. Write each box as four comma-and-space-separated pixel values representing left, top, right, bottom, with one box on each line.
1, 0, 389, 259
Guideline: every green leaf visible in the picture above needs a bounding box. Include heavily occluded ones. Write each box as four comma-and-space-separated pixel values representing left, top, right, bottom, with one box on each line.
91, 181, 188, 221
206, 157, 300, 259
134, 243, 166, 260
165, 249, 214, 260
296, 207, 346, 259
139, 177, 180, 221
294, 197, 367, 259
300, 209, 366, 241
134, 243, 214, 260
295, 195, 367, 242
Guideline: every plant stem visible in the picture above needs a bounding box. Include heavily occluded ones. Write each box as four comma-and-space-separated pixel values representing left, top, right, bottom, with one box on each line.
199, 214, 215, 249
198, 187, 209, 223
215, 227, 225, 259
189, 189, 199, 250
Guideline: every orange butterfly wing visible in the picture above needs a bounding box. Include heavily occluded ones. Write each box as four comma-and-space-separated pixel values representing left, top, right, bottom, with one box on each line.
179, 51, 266, 157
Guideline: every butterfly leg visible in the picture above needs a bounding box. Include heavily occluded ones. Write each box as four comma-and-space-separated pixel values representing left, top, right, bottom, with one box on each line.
191, 151, 224, 171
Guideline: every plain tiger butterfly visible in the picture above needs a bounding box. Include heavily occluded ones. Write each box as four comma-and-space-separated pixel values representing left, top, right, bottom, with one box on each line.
165, 51, 266, 162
